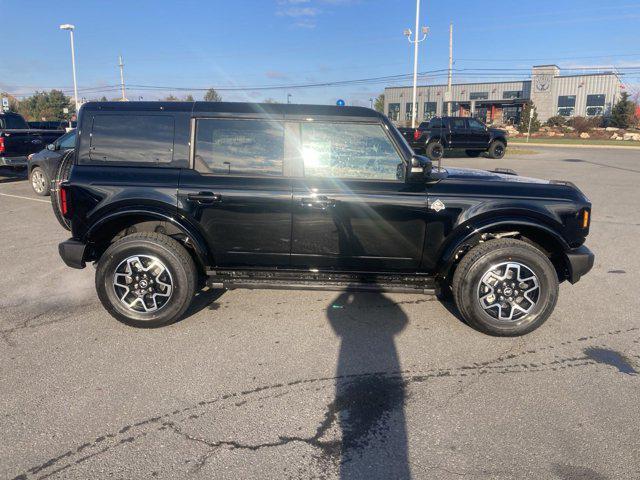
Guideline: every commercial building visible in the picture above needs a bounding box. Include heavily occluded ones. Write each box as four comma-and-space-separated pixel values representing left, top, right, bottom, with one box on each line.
384, 65, 623, 126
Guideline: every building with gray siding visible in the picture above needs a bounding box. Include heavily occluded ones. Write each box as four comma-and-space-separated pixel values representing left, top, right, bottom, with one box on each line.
384, 65, 623, 126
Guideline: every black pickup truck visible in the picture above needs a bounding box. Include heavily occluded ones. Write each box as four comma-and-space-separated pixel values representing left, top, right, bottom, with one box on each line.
56, 101, 593, 336
403, 117, 508, 160
0, 112, 65, 169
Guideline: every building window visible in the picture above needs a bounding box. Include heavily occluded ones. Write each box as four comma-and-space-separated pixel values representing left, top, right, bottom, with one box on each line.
423, 101, 437, 120
586, 94, 605, 116
405, 102, 415, 121
470, 92, 489, 100
557, 95, 576, 117
387, 103, 400, 121
503, 90, 523, 99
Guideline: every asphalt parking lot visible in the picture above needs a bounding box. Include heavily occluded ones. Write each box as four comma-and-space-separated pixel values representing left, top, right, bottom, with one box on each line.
1, 145, 639, 480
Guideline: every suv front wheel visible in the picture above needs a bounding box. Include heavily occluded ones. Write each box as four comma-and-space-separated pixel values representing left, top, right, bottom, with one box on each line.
452, 238, 558, 336
95, 232, 197, 328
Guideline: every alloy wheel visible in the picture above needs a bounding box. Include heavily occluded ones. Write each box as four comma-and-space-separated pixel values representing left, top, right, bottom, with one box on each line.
112, 255, 173, 313
477, 261, 540, 322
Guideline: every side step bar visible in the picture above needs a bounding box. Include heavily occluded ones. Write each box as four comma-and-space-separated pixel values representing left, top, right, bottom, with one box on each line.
205, 269, 438, 295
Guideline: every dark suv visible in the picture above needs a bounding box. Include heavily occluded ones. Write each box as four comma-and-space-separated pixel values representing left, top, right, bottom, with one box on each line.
57, 101, 593, 336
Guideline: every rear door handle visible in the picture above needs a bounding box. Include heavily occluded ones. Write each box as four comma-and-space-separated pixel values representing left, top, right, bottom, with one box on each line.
187, 192, 222, 204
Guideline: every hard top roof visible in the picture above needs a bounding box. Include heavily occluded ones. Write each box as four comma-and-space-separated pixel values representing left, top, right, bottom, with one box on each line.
80, 101, 382, 119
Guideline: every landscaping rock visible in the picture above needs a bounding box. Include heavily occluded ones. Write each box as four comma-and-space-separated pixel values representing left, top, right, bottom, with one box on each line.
580, 132, 590, 139
605, 127, 619, 132
623, 132, 640, 141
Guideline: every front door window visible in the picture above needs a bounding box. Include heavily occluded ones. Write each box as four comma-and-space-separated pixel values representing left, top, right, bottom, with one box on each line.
300, 122, 403, 181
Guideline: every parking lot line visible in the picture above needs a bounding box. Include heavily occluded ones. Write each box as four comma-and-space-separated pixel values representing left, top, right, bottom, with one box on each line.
0, 192, 50, 204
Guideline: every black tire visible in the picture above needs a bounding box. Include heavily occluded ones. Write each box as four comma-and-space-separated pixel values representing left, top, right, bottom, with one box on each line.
465, 150, 483, 158
50, 150, 74, 231
488, 140, 506, 159
426, 141, 444, 161
451, 238, 558, 336
95, 232, 197, 328
30, 166, 51, 196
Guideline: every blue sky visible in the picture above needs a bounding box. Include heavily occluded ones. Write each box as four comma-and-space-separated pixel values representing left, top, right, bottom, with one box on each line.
1, 0, 639, 105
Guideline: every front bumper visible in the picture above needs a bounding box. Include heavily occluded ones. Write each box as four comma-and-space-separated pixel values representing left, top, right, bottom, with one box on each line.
0, 156, 28, 167
59, 239, 87, 269
565, 245, 594, 284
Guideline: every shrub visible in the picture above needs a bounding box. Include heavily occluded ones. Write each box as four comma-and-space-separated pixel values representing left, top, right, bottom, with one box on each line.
567, 116, 601, 133
545, 115, 566, 127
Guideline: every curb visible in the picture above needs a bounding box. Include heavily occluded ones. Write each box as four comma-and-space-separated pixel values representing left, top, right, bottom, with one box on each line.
508, 141, 640, 150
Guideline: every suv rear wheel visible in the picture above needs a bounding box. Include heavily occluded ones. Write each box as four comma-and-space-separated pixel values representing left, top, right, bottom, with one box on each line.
95, 232, 197, 328
488, 140, 506, 159
451, 238, 558, 336
426, 141, 444, 161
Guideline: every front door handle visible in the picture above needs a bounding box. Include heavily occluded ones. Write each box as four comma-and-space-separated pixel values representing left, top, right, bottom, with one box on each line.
187, 192, 221, 204
300, 195, 334, 209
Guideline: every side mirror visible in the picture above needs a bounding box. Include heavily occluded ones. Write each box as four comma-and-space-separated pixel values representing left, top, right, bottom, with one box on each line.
47, 143, 56, 151
405, 154, 432, 183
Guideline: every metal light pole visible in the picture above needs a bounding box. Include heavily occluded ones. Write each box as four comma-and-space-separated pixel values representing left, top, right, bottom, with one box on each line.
287, 93, 292, 104
447, 23, 453, 116
60, 24, 79, 112
404, 1, 428, 129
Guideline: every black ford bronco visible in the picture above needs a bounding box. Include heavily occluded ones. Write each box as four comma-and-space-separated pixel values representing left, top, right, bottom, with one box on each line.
57, 101, 593, 336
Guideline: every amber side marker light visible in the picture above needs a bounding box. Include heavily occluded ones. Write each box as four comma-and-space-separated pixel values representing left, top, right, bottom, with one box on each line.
582, 209, 590, 228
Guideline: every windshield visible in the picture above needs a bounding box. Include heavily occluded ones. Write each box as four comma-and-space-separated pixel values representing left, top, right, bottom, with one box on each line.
57, 130, 77, 149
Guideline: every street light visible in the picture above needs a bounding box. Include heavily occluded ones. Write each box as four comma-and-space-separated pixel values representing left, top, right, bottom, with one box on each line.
404, 1, 429, 129
287, 93, 292, 104
59, 24, 79, 113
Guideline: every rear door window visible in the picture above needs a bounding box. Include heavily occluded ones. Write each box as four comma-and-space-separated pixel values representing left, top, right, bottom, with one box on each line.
194, 118, 284, 176
87, 114, 175, 165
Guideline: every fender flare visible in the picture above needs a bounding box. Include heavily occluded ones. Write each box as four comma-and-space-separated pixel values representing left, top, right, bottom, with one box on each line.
436, 217, 570, 278
84, 208, 212, 269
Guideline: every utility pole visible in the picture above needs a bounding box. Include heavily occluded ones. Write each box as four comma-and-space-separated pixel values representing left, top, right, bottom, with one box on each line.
119, 55, 127, 101
447, 23, 453, 116
404, 1, 428, 129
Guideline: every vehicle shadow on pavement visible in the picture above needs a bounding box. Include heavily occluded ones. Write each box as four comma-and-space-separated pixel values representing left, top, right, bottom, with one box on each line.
326, 292, 411, 480
180, 287, 226, 320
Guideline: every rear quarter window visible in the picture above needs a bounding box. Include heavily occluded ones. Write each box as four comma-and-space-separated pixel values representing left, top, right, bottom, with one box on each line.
81, 114, 175, 165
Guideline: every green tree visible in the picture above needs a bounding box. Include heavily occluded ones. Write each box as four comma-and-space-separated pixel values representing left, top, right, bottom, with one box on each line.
17, 90, 74, 121
99, 96, 108, 102
162, 94, 179, 102
610, 92, 635, 129
374, 93, 384, 113
184, 94, 195, 102
204, 88, 222, 102
518, 101, 540, 133
263, 98, 279, 103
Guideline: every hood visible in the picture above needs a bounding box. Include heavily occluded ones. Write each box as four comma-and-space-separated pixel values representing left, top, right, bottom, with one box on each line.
29, 147, 64, 162
445, 167, 550, 184
489, 127, 508, 136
